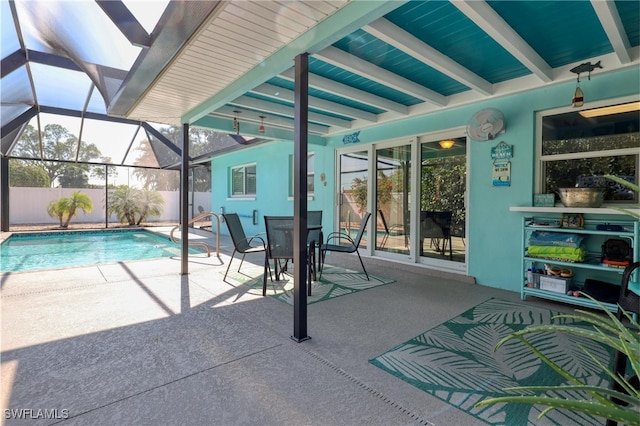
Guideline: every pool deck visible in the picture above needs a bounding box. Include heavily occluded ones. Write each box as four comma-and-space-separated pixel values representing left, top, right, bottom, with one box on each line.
1, 227, 572, 425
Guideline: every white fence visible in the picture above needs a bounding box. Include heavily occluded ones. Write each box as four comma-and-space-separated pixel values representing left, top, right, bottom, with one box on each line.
8, 187, 211, 225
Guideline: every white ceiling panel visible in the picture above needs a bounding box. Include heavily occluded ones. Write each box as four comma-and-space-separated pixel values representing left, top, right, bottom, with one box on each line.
130, 0, 350, 125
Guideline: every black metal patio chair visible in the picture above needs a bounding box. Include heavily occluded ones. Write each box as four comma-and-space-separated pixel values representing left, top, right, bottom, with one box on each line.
319, 211, 371, 280
264, 216, 313, 296
606, 261, 640, 426
377, 209, 406, 249
307, 210, 323, 280
222, 213, 269, 290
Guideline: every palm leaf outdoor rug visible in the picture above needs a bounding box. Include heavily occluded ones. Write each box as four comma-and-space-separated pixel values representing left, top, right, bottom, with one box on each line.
370, 298, 615, 425
222, 264, 394, 305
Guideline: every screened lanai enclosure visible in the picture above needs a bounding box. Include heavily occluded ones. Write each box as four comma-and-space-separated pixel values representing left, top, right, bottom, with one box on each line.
0, 1, 266, 230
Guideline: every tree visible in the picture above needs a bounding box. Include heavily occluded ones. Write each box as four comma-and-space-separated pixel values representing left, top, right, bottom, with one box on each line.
107, 185, 164, 225
421, 156, 466, 227
46, 191, 93, 228
47, 198, 70, 227
9, 160, 50, 187
132, 126, 214, 191
58, 164, 89, 188
12, 124, 103, 187
62, 191, 93, 228
350, 170, 403, 214
108, 186, 140, 225
135, 189, 165, 225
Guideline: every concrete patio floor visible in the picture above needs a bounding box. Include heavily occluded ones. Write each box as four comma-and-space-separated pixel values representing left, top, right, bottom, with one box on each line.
1, 228, 573, 425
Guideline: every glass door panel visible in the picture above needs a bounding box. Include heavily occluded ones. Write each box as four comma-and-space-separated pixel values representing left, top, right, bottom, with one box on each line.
420, 137, 466, 263
375, 145, 411, 254
338, 150, 369, 249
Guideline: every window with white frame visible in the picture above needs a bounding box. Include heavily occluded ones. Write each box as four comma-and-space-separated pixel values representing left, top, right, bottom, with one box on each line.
289, 152, 315, 196
231, 163, 256, 196
538, 99, 639, 203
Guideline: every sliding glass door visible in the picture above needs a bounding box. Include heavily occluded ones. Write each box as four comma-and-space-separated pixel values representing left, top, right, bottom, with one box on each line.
335, 134, 467, 271
338, 150, 370, 249
419, 136, 467, 264
375, 144, 411, 255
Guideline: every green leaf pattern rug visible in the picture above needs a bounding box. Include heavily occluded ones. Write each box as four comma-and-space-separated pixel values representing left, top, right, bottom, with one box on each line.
223, 264, 394, 305
370, 298, 613, 425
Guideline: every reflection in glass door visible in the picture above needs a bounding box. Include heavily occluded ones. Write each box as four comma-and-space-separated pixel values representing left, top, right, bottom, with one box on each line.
375, 145, 411, 255
419, 137, 466, 264
338, 150, 369, 249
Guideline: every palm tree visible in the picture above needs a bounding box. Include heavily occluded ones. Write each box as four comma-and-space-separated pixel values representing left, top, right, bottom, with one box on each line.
108, 186, 141, 225
47, 198, 70, 227
135, 190, 165, 225
107, 186, 165, 226
61, 191, 93, 228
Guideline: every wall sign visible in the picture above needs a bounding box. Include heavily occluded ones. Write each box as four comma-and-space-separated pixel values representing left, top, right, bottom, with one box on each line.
491, 141, 513, 160
491, 141, 512, 186
492, 160, 511, 186
342, 131, 360, 144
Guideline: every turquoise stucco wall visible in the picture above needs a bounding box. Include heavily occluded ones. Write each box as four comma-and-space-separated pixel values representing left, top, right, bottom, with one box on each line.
210, 140, 330, 237
211, 66, 639, 292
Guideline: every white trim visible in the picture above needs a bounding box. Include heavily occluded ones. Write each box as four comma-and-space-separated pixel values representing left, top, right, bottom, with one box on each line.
230, 162, 257, 197
535, 95, 640, 194
510, 206, 639, 215
226, 197, 256, 201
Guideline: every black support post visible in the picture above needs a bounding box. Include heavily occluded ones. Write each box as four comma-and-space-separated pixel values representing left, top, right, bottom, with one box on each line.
1, 156, 9, 231
292, 53, 310, 342
181, 123, 189, 275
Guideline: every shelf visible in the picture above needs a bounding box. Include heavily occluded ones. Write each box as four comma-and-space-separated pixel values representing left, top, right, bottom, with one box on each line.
510, 206, 639, 216
524, 226, 634, 237
524, 256, 626, 274
520, 215, 638, 311
522, 287, 618, 312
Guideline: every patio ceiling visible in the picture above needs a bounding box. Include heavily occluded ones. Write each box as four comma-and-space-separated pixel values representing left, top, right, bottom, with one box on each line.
2, 0, 640, 154
116, 0, 640, 139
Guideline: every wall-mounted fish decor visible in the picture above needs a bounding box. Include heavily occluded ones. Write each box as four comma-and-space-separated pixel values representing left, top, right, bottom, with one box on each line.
570, 61, 602, 81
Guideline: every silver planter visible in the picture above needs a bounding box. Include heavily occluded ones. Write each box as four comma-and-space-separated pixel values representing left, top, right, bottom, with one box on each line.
558, 188, 605, 208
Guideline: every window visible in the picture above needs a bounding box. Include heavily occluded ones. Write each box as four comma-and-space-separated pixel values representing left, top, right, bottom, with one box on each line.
231, 163, 256, 196
538, 99, 639, 203
289, 153, 315, 196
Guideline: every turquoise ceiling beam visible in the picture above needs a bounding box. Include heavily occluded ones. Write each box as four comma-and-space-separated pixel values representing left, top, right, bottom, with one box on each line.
182, 1, 408, 125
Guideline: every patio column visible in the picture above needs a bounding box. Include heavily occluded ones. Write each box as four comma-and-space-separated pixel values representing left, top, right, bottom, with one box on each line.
181, 123, 189, 275
1, 156, 8, 231
292, 52, 310, 342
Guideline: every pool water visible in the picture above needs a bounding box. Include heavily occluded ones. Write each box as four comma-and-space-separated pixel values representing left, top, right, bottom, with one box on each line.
0, 229, 197, 273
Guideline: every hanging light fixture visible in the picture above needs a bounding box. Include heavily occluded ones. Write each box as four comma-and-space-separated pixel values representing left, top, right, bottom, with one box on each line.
569, 61, 602, 108
233, 110, 241, 134
259, 115, 266, 134
572, 80, 584, 108
439, 139, 455, 149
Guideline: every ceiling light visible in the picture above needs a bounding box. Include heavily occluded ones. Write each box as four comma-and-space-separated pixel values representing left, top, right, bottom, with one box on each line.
439, 139, 455, 149
259, 115, 265, 134
579, 101, 640, 118
233, 110, 241, 134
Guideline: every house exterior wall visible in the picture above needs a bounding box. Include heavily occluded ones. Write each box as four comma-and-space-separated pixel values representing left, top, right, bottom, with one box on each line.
209, 66, 639, 293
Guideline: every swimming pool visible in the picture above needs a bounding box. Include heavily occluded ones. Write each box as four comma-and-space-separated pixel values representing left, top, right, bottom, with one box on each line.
0, 229, 197, 273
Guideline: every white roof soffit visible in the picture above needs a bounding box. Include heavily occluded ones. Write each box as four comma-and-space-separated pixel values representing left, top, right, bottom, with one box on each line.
125, 1, 404, 127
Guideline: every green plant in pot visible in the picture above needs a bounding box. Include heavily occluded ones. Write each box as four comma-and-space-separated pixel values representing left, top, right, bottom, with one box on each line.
475, 294, 639, 425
